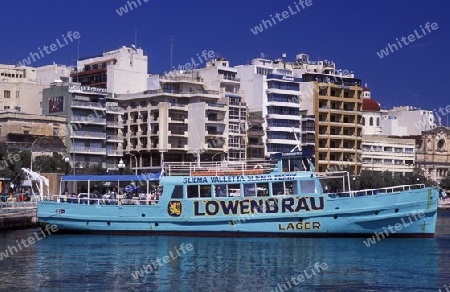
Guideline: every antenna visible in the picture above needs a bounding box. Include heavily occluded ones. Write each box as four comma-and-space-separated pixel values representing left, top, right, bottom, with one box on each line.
290, 121, 302, 152
169, 37, 175, 71
134, 28, 138, 48
412, 94, 420, 107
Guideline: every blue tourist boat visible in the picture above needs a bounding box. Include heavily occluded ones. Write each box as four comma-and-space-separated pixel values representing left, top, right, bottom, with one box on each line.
37, 152, 439, 237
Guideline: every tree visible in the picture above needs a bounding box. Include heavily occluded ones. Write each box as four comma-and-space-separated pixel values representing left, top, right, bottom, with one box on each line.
34, 153, 67, 173
0, 143, 32, 189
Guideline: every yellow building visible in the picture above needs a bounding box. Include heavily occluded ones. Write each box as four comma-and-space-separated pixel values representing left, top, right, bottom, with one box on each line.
301, 73, 363, 174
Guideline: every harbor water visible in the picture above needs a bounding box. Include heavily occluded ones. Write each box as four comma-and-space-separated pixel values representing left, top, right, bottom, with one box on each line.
1, 212, 449, 292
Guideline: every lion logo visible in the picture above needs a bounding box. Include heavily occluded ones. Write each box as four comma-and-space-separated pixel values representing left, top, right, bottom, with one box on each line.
168, 201, 182, 217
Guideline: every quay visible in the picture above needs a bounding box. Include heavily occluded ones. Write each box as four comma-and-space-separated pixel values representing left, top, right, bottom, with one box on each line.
0, 202, 38, 230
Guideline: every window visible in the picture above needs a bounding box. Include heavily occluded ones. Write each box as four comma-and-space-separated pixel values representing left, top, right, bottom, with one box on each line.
273, 181, 296, 196
4, 90, 11, 98
301, 180, 317, 193
16, 91, 19, 98
243, 183, 269, 197
171, 185, 183, 199
187, 185, 211, 198
376, 117, 380, 126
369, 117, 373, 126
3, 106, 9, 110
438, 139, 445, 150
256, 67, 272, 75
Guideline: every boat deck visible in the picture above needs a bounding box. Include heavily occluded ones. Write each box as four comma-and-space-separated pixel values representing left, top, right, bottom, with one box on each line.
163, 160, 279, 176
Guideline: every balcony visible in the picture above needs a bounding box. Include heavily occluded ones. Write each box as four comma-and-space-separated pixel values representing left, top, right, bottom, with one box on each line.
70, 131, 106, 139
266, 139, 298, 145
248, 129, 264, 136
106, 121, 123, 128
70, 147, 106, 155
71, 116, 106, 125
106, 106, 124, 114
302, 140, 315, 146
266, 88, 300, 96
70, 67, 107, 77
71, 101, 105, 111
219, 75, 241, 84
248, 141, 264, 148
169, 143, 187, 151
266, 100, 300, 108
303, 127, 315, 133
143, 88, 219, 96
169, 130, 187, 136
206, 130, 225, 136
106, 135, 123, 142
106, 150, 124, 156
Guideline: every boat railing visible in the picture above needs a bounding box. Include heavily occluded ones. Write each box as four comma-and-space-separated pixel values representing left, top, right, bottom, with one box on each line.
163, 160, 278, 176
0, 201, 37, 214
45, 194, 161, 206
326, 184, 426, 198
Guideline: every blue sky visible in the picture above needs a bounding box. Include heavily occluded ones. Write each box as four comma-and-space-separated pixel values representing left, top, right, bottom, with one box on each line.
1, 0, 448, 115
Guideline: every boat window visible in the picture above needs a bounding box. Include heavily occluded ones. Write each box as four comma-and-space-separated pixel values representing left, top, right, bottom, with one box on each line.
227, 184, 241, 197
214, 185, 227, 197
272, 181, 295, 196
187, 185, 212, 198
281, 158, 306, 172
289, 158, 303, 171
243, 183, 269, 197
171, 185, 183, 199
300, 180, 317, 193
282, 160, 289, 172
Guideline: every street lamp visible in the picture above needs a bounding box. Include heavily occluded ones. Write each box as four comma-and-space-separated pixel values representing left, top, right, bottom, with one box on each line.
118, 159, 125, 175
129, 153, 138, 175
30, 136, 49, 172
118, 159, 125, 196
64, 157, 70, 195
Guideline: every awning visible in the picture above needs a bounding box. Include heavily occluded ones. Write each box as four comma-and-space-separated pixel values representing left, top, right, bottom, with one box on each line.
61, 173, 160, 182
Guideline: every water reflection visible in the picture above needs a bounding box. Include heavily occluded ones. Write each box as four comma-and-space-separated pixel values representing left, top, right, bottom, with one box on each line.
0, 212, 448, 291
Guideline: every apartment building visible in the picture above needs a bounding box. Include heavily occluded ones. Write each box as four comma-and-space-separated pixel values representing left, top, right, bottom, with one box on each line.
70, 46, 148, 94
360, 85, 415, 174
43, 83, 123, 170
0, 64, 45, 115
300, 72, 363, 174
196, 58, 247, 161
236, 58, 304, 156
119, 72, 231, 172
381, 106, 436, 136
36, 64, 72, 86
361, 136, 415, 175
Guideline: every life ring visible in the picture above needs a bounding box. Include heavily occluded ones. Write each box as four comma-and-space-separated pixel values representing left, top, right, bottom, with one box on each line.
253, 164, 263, 169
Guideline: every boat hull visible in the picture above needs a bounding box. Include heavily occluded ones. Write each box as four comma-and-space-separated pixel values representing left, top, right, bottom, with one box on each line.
37, 187, 438, 238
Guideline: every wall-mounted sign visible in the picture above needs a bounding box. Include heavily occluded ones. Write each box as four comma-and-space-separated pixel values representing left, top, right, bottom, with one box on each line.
49, 96, 64, 113
68, 85, 107, 94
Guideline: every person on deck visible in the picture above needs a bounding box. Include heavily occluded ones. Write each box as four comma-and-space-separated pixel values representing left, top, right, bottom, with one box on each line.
24, 189, 31, 201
